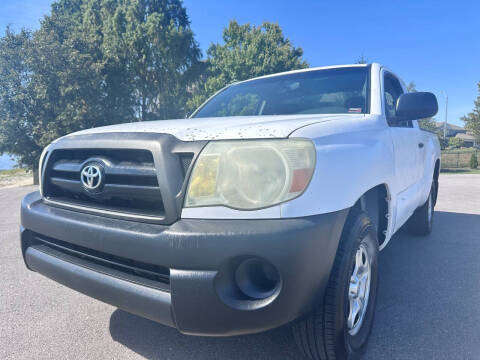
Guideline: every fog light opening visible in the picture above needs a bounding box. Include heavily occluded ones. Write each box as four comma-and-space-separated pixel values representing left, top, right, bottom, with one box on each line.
234, 258, 280, 300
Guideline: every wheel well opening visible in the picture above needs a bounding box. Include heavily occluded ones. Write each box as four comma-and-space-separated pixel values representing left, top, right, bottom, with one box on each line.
434, 160, 440, 181
354, 184, 389, 247
433, 159, 440, 206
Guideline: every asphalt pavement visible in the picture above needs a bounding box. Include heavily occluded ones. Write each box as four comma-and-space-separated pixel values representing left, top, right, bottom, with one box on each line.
1, 174, 479, 359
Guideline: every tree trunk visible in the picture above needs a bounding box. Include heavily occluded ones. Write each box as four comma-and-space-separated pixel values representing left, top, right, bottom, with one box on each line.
33, 167, 39, 185
141, 93, 147, 122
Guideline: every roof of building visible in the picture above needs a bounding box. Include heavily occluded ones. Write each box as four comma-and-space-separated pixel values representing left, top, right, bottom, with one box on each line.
455, 132, 476, 141
435, 122, 465, 131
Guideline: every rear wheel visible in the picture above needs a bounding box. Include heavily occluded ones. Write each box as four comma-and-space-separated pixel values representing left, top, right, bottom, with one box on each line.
292, 211, 379, 360
407, 182, 435, 236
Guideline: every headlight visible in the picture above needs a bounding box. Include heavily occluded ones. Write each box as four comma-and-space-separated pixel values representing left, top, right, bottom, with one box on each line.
185, 139, 315, 210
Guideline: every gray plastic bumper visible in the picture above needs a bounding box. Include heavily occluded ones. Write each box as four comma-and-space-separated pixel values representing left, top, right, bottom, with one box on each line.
25, 245, 174, 326
21, 191, 349, 336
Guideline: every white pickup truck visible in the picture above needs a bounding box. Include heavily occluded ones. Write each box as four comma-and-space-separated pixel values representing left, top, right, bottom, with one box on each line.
21, 63, 439, 360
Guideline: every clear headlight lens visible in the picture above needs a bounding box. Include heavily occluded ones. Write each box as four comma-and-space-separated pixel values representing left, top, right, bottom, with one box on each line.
185, 139, 316, 210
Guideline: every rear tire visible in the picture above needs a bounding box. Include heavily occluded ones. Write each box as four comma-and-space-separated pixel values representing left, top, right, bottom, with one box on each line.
292, 211, 379, 360
407, 182, 435, 236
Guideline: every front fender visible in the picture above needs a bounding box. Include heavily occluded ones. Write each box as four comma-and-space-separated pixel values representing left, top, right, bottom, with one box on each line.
282, 128, 395, 217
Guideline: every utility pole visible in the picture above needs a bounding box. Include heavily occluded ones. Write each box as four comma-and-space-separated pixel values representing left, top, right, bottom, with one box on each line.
443, 93, 448, 143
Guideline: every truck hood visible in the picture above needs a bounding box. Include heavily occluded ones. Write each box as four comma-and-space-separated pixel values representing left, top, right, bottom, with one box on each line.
66, 114, 364, 141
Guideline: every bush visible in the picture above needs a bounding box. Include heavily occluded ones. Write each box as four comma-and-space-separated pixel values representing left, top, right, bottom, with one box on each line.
438, 137, 448, 150
470, 152, 478, 169
448, 137, 464, 149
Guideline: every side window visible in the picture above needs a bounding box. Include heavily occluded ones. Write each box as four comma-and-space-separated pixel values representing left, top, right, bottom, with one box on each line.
383, 73, 412, 128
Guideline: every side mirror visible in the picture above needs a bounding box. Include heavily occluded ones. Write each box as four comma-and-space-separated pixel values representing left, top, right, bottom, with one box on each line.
395, 92, 438, 121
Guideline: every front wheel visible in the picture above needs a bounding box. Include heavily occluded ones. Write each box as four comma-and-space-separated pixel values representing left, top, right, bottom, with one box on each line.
292, 211, 379, 360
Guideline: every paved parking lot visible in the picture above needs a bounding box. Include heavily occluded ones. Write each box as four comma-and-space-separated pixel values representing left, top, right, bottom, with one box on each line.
1, 174, 479, 360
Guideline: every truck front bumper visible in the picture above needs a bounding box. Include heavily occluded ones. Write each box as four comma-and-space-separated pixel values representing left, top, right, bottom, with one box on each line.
21, 191, 348, 336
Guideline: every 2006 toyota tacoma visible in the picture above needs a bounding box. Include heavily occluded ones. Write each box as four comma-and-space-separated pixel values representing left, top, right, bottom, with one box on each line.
20, 63, 440, 359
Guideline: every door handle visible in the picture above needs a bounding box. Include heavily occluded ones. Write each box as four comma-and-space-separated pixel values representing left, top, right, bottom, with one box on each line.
418, 142, 424, 148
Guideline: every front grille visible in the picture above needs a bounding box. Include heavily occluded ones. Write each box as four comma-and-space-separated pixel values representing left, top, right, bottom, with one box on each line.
31, 233, 170, 291
40, 133, 205, 224
43, 148, 165, 218
179, 153, 194, 176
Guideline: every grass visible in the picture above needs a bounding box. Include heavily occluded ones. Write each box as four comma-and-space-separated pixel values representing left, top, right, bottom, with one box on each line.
0, 168, 33, 188
442, 147, 477, 154
0, 168, 28, 176
440, 168, 480, 174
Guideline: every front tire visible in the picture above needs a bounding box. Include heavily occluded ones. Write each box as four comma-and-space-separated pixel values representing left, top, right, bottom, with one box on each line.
292, 211, 379, 360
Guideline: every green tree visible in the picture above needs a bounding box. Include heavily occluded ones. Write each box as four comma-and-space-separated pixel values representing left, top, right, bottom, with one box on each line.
105, 0, 201, 120
470, 152, 478, 169
406, 81, 416, 93
355, 55, 368, 64
0, 28, 38, 174
0, 0, 201, 182
461, 81, 480, 142
188, 20, 308, 113
417, 117, 438, 132
406, 81, 440, 133
448, 137, 464, 149
25, 0, 134, 145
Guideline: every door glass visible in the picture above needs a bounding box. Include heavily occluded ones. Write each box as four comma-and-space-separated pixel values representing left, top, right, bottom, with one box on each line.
384, 73, 412, 127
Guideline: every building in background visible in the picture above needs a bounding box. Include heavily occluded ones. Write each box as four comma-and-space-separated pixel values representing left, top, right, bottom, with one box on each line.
455, 132, 477, 148
435, 122, 478, 148
435, 122, 467, 137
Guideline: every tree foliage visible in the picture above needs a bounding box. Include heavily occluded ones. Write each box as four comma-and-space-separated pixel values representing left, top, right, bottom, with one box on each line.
1, 8, 308, 177
461, 81, 480, 142
355, 55, 368, 64
406, 81, 416, 93
448, 137, 464, 149
0, 28, 36, 168
405, 81, 439, 133
188, 20, 308, 112
470, 152, 478, 169
0, 0, 201, 178
102, 0, 202, 120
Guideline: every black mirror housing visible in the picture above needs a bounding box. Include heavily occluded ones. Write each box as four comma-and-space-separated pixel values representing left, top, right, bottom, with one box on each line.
395, 92, 438, 121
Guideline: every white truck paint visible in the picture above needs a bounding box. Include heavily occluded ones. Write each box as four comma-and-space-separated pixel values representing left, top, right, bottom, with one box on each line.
23, 63, 441, 359
66, 63, 440, 250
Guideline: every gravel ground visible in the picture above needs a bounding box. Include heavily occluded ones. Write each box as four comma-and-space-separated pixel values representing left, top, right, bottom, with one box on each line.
1, 174, 479, 360
0, 170, 33, 188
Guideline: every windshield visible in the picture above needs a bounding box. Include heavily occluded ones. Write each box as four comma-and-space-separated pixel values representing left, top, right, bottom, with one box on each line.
193, 67, 369, 118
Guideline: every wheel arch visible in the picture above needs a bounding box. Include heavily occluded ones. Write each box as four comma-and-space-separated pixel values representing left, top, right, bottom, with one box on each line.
433, 158, 440, 206
350, 183, 391, 248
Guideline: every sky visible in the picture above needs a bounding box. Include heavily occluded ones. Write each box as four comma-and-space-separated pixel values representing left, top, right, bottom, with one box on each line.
2, 0, 479, 126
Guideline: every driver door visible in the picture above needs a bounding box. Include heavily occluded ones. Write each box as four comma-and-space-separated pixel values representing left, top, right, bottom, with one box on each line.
383, 71, 422, 228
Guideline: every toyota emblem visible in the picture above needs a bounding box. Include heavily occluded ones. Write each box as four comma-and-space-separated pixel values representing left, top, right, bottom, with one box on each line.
81, 163, 103, 191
